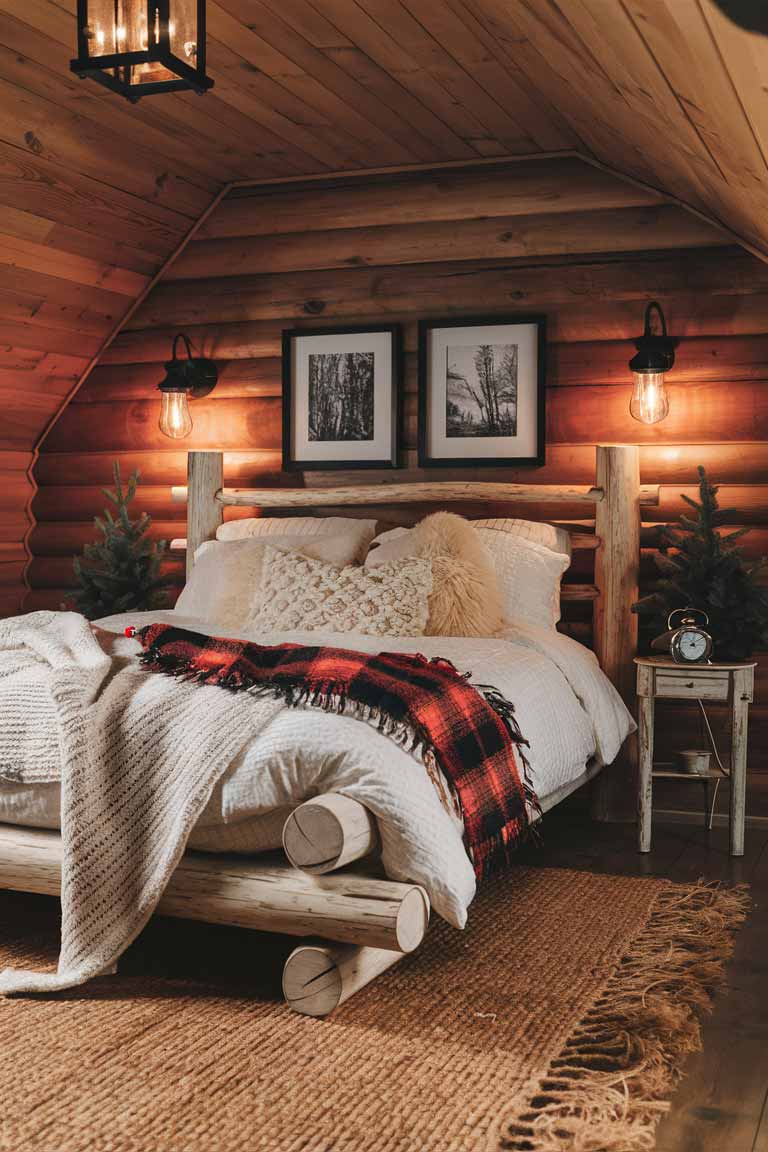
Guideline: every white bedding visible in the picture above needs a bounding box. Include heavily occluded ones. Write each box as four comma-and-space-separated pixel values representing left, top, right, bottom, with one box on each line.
0, 609, 634, 929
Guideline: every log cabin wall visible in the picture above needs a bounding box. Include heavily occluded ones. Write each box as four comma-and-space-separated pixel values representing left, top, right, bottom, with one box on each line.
28, 157, 768, 818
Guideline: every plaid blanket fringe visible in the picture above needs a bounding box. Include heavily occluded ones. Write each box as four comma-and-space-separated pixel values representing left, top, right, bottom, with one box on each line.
137, 624, 541, 879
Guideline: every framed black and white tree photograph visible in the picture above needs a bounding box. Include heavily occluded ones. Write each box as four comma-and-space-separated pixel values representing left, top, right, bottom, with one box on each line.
282, 325, 401, 470
418, 315, 546, 467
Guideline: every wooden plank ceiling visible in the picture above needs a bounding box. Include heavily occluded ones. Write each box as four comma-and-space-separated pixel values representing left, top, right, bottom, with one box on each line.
0, 0, 767, 612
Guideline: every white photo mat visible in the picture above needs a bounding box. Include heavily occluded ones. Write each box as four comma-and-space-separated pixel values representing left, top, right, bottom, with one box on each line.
420, 319, 544, 464
286, 328, 398, 467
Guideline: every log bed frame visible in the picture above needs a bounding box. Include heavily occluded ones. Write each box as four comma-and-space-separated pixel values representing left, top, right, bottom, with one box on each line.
0, 444, 657, 1016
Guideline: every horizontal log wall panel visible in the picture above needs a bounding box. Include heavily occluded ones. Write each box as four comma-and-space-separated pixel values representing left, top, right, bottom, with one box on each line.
44, 399, 283, 454
31, 164, 768, 815
203, 161, 664, 237
28, 555, 184, 589
81, 332, 768, 401
41, 382, 768, 458
105, 292, 768, 365
175, 205, 725, 278
131, 247, 760, 329
34, 443, 768, 489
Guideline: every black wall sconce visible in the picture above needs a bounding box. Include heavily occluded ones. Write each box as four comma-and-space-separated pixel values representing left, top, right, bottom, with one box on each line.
158, 334, 217, 440
70, 0, 213, 101
629, 300, 677, 425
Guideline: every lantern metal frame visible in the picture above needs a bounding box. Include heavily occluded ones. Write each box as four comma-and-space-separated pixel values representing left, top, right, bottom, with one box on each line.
158, 333, 218, 400
629, 300, 677, 376
70, 0, 213, 101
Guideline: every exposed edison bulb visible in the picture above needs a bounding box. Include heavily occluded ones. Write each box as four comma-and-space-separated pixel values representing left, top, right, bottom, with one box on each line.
159, 390, 193, 439
629, 370, 669, 425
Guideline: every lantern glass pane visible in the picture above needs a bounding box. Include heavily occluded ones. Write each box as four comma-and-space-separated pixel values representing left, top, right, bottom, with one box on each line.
81, 0, 117, 60
159, 391, 193, 439
168, 0, 198, 69
629, 370, 670, 425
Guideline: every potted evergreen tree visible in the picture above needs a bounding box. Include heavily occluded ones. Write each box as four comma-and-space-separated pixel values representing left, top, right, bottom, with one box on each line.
70, 464, 171, 620
634, 466, 768, 660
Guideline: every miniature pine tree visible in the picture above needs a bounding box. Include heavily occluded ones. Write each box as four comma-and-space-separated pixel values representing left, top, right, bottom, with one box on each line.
634, 466, 768, 659
71, 463, 171, 620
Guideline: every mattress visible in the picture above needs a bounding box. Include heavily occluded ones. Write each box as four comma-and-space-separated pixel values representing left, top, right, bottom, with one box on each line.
0, 611, 634, 927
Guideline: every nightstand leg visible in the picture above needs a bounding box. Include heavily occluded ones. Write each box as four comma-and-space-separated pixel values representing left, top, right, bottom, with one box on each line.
730, 693, 749, 857
638, 694, 654, 853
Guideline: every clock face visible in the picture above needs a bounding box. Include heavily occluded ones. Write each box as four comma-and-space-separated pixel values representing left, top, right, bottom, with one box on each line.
673, 629, 710, 663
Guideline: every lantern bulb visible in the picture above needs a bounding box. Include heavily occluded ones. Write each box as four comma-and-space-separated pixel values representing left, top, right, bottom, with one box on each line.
159, 391, 193, 439
630, 370, 669, 425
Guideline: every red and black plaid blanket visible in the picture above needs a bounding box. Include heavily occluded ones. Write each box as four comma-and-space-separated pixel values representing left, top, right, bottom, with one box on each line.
137, 623, 540, 879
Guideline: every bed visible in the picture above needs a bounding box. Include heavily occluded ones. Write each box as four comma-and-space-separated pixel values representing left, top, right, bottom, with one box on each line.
0, 444, 656, 1015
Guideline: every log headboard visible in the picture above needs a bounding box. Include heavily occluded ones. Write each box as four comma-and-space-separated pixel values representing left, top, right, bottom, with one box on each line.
177, 444, 659, 704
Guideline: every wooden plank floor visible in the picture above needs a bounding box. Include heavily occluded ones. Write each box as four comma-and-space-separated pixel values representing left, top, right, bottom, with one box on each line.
517, 807, 768, 1152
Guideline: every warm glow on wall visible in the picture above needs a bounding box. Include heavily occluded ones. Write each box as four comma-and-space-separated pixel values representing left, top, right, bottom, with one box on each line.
629, 301, 676, 426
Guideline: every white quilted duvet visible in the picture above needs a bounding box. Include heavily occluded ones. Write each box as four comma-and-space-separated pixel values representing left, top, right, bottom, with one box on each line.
0, 610, 634, 928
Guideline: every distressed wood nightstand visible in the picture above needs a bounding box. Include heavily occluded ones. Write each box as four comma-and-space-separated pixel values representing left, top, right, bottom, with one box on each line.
635, 657, 756, 857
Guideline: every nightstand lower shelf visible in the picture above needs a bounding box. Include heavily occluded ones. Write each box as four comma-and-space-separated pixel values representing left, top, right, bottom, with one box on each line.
652, 768, 727, 781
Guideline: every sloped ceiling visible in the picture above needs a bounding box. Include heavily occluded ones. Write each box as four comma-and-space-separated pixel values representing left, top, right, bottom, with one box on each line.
1, 0, 767, 609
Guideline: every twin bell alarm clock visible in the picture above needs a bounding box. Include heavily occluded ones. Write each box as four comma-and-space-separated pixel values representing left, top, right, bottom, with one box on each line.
650, 607, 713, 664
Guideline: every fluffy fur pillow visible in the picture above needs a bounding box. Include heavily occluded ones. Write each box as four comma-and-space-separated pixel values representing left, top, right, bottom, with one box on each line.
366, 512, 503, 637
251, 548, 433, 637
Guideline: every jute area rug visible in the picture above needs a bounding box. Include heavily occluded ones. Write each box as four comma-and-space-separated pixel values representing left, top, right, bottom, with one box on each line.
0, 867, 746, 1152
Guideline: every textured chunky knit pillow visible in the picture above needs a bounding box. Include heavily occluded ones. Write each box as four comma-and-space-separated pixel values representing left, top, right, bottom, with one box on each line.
250, 547, 433, 637
176, 535, 368, 631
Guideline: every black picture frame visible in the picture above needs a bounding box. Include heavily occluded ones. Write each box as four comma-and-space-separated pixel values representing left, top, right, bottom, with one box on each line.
282, 324, 402, 471
417, 314, 546, 468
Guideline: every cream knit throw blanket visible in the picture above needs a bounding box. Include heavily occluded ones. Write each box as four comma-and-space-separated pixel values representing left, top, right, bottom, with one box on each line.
0, 612, 283, 995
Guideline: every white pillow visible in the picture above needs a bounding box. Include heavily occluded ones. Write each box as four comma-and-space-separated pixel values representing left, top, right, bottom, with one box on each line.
176, 535, 367, 631
217, 515, 376, 558
471, 517, 571, 558
475, 530, 570, 629
251, 547, 432, 637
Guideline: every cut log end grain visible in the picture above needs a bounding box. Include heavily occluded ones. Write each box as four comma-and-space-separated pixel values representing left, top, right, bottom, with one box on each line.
282, 793, 379, 874
282, 941, 406, 1017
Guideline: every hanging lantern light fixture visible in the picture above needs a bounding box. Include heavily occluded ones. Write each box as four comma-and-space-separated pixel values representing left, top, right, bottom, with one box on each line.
629, 300, 676, 425
157, 334, 217, 440
71, 0, 213, 101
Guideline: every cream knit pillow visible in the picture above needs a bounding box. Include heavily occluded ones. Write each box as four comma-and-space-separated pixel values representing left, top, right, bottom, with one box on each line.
176, 535, 369, 631
250, 547, 432, 637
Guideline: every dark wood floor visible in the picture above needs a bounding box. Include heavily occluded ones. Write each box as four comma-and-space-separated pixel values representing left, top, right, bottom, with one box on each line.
520, 807, 768, 1152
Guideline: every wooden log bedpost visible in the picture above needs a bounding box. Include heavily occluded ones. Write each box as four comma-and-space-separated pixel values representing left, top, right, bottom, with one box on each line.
592, 444, 642, 820
186, 451, 224, 577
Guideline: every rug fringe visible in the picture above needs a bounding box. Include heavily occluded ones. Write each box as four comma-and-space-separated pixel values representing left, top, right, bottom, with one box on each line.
498, 881, 750, 1152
